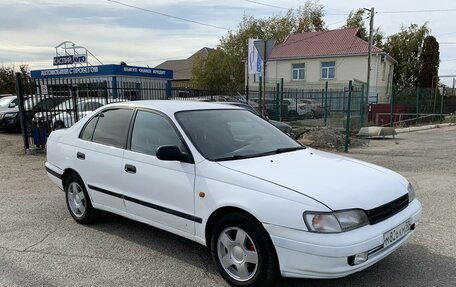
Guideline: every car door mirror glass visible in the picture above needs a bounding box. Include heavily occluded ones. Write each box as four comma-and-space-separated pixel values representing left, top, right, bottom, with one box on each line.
9, 102, 16, 108
156, 145, 188, 162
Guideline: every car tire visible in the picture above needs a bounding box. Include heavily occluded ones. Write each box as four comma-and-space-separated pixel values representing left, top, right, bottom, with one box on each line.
309, 110, 315, 119
65, 174, 98, 224
210, 212, 279, 287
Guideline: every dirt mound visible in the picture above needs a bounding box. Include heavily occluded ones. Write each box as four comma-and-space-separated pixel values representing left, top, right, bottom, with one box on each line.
295, 127, 366, 151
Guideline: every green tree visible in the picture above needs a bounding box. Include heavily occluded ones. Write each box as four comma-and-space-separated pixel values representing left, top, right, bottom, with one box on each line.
344, 9, 367, 39
191, 48, 243, 91
0, 65, 33, 95
0, 65, 16, 94
295, 0, 326, 33
343, 9, 384, 47
417, 35, 439, 88
383, 23, 430, 89
192, 0, 326, 89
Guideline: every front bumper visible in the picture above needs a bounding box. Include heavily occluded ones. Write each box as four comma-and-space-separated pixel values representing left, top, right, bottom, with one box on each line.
264, 199, 422, 279
0, 116, 19, 130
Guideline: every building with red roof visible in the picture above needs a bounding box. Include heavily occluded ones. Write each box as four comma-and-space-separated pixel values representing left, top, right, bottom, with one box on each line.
249, 28, 396, 103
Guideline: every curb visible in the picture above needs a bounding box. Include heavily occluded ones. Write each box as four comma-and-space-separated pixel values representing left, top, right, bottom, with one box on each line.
395, 123, 456, 134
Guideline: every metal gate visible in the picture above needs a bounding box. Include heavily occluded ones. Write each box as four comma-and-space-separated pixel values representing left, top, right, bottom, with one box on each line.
15, 73, 168, 152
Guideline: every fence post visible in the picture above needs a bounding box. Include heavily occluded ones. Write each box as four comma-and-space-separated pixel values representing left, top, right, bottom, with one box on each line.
279, 78, 284, 121
416, 87, 420, 125
275, 83, 280, 121
389, 87, 394, 127
440, 91, 445, 123
15, 73, 29, 153
259, 76, 263, 115
344, 80, 353, 153
359, 83, 365, 127
324, 81, 328, 126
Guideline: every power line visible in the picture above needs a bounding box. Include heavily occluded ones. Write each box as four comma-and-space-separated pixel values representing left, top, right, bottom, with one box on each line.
106, 0, 229, 30
244, 0, 348, 15
244, 0, 288, 10
377, 8, 456, 14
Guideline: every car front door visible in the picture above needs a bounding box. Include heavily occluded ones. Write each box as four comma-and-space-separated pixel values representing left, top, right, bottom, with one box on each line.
74, 108, 134, 213
121, 109, 196, 235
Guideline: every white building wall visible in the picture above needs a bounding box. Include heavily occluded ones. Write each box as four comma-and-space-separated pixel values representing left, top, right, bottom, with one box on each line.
248, 54, 394, 103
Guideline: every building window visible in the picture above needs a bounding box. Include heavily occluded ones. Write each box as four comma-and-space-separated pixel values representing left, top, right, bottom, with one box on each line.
321, 61, 335, 79
292, 63, 305, 80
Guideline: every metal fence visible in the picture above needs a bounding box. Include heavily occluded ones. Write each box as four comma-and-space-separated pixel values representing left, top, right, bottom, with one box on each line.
14, 73, 367, 153
371, 86, 456, 127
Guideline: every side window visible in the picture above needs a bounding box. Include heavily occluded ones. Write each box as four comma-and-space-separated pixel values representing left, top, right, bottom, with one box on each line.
292, 63, 305, 80
92, 109, 133, 148
130, 111, 184, 156
321, 61, 336, 79
80, 114, 99, 141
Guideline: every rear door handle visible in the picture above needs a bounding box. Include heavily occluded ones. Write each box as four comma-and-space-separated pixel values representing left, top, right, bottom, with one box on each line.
77, 152, 85, 160
124, 164, 136, 174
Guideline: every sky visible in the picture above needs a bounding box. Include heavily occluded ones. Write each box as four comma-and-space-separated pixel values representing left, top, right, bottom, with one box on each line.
1, 0, 456, 85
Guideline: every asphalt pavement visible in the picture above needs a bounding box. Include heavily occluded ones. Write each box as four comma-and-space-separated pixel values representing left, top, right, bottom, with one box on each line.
0, 126, 455, 287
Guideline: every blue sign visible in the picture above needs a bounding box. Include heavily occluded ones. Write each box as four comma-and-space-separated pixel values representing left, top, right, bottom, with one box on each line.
32, 64, 173, 79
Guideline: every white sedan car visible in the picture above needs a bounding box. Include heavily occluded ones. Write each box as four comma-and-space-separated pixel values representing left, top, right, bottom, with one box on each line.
45, 101, 421, 287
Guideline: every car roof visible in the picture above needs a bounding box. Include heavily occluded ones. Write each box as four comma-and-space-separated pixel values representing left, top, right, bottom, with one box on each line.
105, 100, 243, 114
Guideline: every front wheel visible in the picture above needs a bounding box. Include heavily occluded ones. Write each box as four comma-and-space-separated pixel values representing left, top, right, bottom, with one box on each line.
65, 174, 98, 224
211, 213, 279, 287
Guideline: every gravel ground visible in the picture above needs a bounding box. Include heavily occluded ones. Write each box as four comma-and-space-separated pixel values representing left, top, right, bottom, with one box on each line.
0, 126, 455, 287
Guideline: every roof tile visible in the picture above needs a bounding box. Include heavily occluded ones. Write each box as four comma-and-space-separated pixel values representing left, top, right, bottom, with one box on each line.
270, 28, 383, 59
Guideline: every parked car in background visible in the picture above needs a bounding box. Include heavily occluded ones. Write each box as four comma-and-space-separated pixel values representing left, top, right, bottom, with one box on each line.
0, 95, 30, 132
46, 101, 421, 287
50, 98, 106, 130
299, 99, 325, 118
223, 102, 294, 137
0, 95, 20, 112
249, 98, 289, 119
282, 98, 312, 119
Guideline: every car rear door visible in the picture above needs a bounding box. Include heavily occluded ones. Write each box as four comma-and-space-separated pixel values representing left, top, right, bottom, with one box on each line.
73, 108, 134, 213
121, 109, 197, 235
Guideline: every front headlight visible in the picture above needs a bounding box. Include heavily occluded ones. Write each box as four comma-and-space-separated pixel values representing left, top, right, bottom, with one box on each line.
304, 209, 369, 233
4, 112, 17, 118
408, 183, 415, 203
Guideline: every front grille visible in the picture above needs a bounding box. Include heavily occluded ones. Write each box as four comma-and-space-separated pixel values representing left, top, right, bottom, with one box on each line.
366, 194, 409, 225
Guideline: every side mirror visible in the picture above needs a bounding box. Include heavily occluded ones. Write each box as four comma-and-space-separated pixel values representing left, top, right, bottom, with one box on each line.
9, 103, 16, 108
156, 145, 189, 162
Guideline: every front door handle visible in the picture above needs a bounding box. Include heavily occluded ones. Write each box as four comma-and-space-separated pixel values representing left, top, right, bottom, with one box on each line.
77, 152, 85, 160
124, 164, 136, 174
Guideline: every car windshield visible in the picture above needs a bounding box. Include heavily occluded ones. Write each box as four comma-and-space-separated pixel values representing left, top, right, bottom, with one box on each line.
175, 109, 303, 161
0, 97, 13, 108
52, 99, 74, 111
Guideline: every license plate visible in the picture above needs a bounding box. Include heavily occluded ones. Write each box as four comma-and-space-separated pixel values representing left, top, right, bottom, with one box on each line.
383, 219, 412, 248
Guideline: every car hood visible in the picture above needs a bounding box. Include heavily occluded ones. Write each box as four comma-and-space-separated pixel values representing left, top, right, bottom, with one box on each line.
217, 148, 409, 210
0, 107, 16, 113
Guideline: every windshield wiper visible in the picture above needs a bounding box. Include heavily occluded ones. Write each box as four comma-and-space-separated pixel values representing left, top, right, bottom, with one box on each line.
214, 154, 255, 161
274, 146, 306, 154
214, 146, 305, 161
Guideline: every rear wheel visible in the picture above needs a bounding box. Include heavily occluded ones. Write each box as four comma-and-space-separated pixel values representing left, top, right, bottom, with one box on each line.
65, 174, 98, 224
211, 213, 279, 287
308, 110, 316, 119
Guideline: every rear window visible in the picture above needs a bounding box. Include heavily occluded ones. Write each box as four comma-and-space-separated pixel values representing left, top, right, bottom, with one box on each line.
91, 109, 133, 148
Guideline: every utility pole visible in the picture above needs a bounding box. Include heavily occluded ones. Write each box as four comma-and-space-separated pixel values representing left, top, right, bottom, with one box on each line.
365, 7, 374, 105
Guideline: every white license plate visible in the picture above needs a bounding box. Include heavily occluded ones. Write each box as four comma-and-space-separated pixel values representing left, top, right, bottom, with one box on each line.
383, 219, 412, 248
